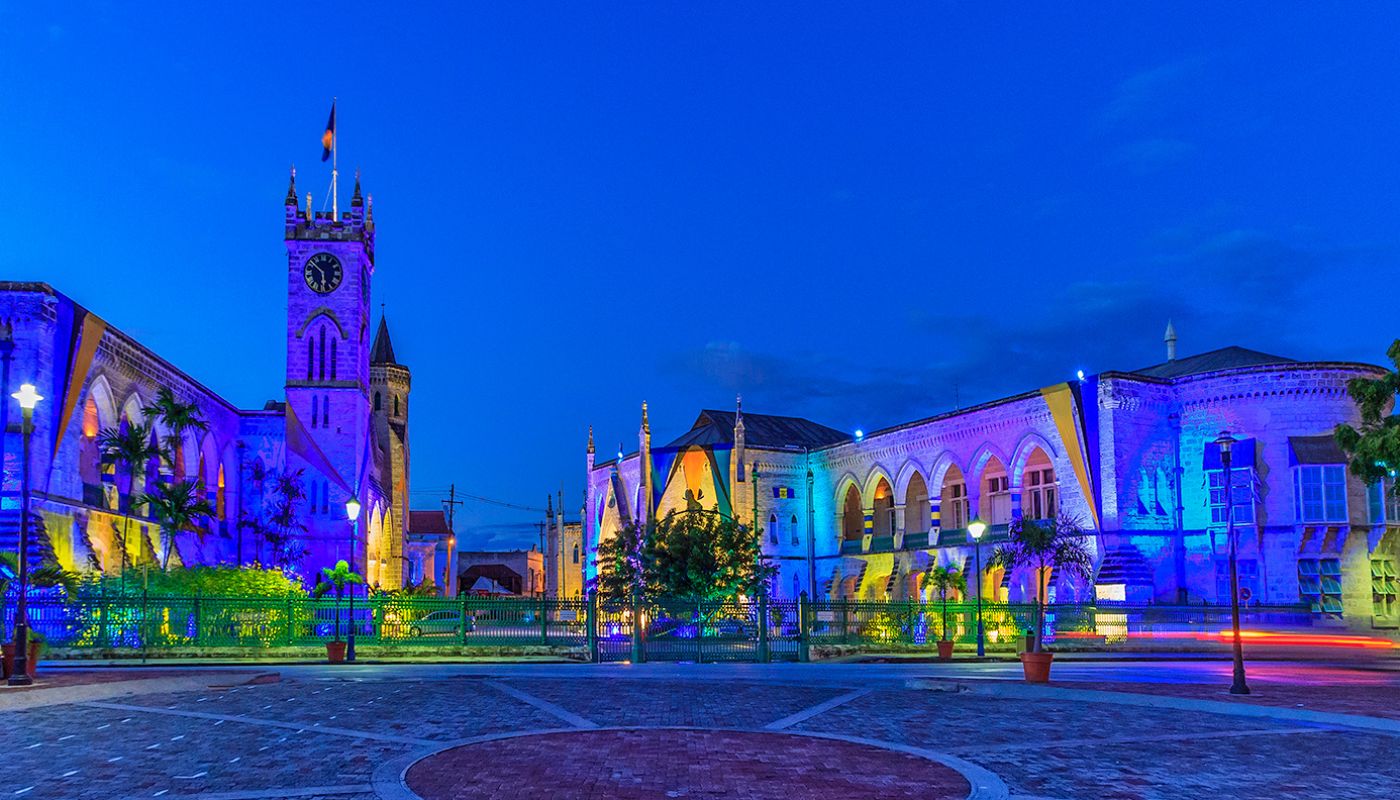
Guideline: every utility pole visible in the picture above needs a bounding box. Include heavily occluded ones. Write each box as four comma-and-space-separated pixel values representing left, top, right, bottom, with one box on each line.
442, 484, 463, 595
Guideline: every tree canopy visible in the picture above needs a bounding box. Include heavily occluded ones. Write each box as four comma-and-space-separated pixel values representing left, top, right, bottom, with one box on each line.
1336, 339, 1400, 488
590, 510, 776, 604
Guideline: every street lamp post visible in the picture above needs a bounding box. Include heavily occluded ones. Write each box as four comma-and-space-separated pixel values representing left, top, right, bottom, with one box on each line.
1215, 432, 1250, 695
345, 496, 361, 664
9, 383, 43, 686
968, 518, 987, 659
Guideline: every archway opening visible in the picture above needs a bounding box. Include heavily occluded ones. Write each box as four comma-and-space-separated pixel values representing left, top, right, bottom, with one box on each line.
980, 456, 1010, 526
904, 472, 929, 535
841, 485, 863, 541
1020, 449, 1057, 521
872, 477, 894, 539
939, 465, 968, 530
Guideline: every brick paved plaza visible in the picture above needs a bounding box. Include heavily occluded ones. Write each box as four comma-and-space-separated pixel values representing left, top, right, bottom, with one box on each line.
0, 661, 1397, 799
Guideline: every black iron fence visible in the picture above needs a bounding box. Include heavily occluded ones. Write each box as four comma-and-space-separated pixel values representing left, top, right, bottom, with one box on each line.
5, 591, 1319, 662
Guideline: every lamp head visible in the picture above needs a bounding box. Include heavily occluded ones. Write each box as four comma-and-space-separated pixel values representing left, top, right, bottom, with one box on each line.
11, 383, 42, 411
345, 497, 362, 521
967, 519, 987, 540
1214, 430, 1236, 455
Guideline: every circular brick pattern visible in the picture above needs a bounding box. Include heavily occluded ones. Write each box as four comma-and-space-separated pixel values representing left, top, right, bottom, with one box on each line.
405, 728, 972, 799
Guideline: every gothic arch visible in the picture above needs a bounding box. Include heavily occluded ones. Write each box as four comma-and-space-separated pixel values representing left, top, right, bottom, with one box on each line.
120, 392, 145, 425
894, 459, 928, 500
925, 450, 962, 493
968, 443, 1011, 487
832, 472, 861, 507
295, 307, 349, 339
85, 374, 118, 431
1009, 432, 1059, 489
861, 465, 896, 507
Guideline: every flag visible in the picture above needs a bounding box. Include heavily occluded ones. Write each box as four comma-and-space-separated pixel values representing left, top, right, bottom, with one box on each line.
321, 102, 336, 162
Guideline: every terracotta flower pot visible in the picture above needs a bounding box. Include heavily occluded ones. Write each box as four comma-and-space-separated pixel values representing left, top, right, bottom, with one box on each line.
1020, 651, 1054, 683
325, 641, 347, 663
1, 641, 41, 679
936, 640, 955, 661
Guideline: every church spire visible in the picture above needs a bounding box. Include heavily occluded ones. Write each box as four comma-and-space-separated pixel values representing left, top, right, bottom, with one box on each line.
371, 315, 398, 365
587, 425, 595, 454
1164, 319, 1178, 362
351, 168, 363, 206
285, 165, 298, 205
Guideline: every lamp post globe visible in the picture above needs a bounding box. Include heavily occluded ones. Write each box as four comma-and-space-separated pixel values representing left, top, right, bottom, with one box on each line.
9, 383, 43, 686
967, 519, 987, 659
345, 496, 362, 663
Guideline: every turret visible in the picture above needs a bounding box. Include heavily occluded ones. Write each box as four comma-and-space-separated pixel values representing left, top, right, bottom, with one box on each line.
369, 314, 411, 589
730, 394, 746, 509
1165, 319, 1177, 362
639, 402, 652, 525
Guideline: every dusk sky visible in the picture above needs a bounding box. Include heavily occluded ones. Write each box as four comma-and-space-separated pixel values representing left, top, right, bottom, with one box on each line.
3, 3, 1397, 548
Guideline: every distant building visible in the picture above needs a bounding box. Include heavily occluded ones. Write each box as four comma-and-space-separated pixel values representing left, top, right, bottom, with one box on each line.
458, 548, 545, 596
543, 492, 584, 598
585, 332, 1399, 629
406, 509, 456, 594
0, 170, 416, 586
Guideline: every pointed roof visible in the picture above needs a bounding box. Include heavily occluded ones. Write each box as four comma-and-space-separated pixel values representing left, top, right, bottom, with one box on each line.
1131, 346, 1295, 379
370, 316, 398, 364
661, 409, 849, 451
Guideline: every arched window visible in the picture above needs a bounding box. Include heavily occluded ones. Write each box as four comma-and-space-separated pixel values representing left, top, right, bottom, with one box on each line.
330, 337, 337, 381
216, 464, 226, 519
393, 395, 400, 416
307, 339, 314, 380
790, 514, 799, 545
374, 392, 381, 411
572, 544, 580, 564
323, 396, 331, 428
318, 327, 326, 381
311, 396, 319, 427
769, 513, 778, 545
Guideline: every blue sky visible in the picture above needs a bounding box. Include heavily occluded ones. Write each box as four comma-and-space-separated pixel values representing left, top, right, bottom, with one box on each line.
3, 3, 1397, 548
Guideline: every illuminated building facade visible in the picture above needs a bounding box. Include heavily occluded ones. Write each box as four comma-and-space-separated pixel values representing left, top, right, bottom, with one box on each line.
0, 170, 416, 588
585, 336, 1399, 629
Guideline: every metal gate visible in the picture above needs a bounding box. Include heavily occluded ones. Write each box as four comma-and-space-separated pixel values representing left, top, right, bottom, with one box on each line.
592, 596, 802, 663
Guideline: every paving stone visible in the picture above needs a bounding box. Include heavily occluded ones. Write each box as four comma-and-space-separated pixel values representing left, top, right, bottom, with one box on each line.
497, 677, 844, 728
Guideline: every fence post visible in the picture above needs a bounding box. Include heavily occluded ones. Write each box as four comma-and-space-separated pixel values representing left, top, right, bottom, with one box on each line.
630, 592, 644, 664
840, 600, 850, 645
284, 594, 294, 646
757, 591, 770, 663
464, 591, 476, 647
540, 595, 549, 645
193, 591, 203, 646
797, 591, 810, 662
694, 600, 704, 663
586, 592, 599, 662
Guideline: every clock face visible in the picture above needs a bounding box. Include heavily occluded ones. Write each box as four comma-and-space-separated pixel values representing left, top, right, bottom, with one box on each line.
303, 252, 343, 294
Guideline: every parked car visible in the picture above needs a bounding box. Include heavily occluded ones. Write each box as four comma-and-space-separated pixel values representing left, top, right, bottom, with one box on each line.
408, 610, 468, 638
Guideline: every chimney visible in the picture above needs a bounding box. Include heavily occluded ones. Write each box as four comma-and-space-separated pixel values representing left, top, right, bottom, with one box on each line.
1164, 319, 1177, 362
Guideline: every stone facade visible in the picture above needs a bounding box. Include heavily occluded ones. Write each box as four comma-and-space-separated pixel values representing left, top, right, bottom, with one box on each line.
0, 169, 416, 588
584, 345, 1399, 631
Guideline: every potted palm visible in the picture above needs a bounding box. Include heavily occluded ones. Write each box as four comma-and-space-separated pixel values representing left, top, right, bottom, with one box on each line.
926, 564, 965, 660
987, 515, 1094, 682
1, 552, 77, 679
313, 560, 363, 663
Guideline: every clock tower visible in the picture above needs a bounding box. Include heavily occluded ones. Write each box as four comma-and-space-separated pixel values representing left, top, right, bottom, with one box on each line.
282, 168, 374, 563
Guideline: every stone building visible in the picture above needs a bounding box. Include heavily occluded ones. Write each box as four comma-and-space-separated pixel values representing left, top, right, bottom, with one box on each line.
584, 333, 1398, 630
543, 491, 584, 598
458, 548, 546, 596
0, 169, 419, 589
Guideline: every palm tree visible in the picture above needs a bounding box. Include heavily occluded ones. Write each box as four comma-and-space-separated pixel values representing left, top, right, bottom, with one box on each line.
137, 480, 215, 570
313, 560, 363, 642
266, 469, 309, 569
926, 564, 965, 642
141, 388, 208, 479
987, 515, 1095, 653
96, 421, 160, 582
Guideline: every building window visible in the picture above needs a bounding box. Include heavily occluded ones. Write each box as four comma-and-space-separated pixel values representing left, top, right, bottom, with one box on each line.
323, 396, 331, 428
791, 514, 799, 546
1207, 468, 1255, 525
572, 545, 579, 564
1294, 465, 1347, 523
1373, 558, 1398, 622
394, 395, 400, 416
768, 513, 778, 545
1026, 467, 1057, 520
1299, 558, 1343, 615
318, 327, 326, 381
374, 392, 381, 411
330, 337, 337, 381
311, 396, 319, 428
945, 482, 968, 529
307, 340, 315, 380
1368, 480, 1400, 524
1216, 558, 1259, 604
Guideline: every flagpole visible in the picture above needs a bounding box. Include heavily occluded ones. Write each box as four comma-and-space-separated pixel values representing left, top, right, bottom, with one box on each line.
331, 96, 338, 218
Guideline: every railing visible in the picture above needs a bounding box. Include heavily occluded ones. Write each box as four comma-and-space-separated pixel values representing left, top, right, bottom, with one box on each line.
3, 592, 1317, 661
